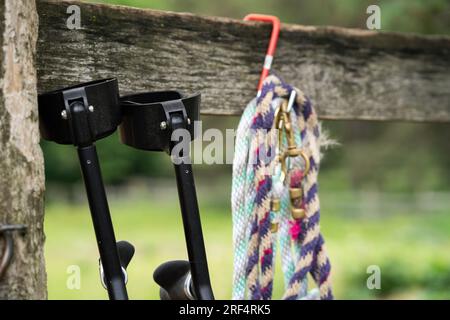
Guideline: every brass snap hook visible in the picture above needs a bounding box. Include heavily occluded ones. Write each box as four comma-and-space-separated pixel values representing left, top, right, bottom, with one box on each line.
287, 148, 310, 175
278, 148, 310, 182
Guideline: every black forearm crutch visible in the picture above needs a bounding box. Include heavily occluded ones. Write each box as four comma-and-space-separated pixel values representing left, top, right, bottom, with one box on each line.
38, 79, 133, 300
119, 91, 214, 300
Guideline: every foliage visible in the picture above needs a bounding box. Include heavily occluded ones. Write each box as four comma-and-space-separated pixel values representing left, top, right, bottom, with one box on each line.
89, 0, 450, 34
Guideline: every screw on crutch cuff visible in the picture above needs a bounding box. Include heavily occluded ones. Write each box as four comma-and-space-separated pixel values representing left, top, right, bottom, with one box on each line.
119, 91, 200, 153
38, 78, 121, 146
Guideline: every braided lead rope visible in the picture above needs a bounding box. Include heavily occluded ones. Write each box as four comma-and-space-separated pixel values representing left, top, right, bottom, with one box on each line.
231, 98, 257, 300
272, 96, 305, 295
283, 92, 333, 300
234, 95, 276, 300
285, 102, 309, 298
244, 76, 300, 300
232, 74, 332, 300
245, 90, 277, 300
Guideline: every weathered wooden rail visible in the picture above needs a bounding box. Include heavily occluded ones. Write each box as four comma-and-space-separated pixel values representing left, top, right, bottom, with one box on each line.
37, 0, 450, 122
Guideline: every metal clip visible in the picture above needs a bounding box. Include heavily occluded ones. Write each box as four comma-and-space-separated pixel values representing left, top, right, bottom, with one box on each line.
0, 224, 27, 280
274, 91, 310, 181
273, 90, 311, 221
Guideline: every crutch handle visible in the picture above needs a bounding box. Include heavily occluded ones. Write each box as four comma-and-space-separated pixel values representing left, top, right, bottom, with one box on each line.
153, 260, 195, 300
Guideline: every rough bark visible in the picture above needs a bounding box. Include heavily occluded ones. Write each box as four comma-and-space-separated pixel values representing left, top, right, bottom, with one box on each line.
0, 0, 46, 299
36, 0, 450, 122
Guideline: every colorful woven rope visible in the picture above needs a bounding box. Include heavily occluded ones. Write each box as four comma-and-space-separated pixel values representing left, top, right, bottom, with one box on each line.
231, 74, 333, 300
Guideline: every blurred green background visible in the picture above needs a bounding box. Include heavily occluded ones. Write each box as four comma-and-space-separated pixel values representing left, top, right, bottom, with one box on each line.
43, 0, 450, 299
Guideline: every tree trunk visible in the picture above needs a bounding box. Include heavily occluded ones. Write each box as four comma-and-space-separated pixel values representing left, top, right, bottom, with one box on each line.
0, 0, 46, 299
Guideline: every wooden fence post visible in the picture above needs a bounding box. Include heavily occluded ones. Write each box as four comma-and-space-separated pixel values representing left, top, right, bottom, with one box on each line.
0, 0, 46, 299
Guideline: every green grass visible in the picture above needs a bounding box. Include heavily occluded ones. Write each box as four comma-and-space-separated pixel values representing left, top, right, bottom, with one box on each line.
44, 183, 450, 300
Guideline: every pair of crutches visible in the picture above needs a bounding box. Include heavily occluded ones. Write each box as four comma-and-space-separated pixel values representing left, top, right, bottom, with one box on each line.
38, 78, 214, 300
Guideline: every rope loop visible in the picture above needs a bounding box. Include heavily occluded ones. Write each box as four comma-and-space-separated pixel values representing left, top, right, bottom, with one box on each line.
232, 74, 333, 300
